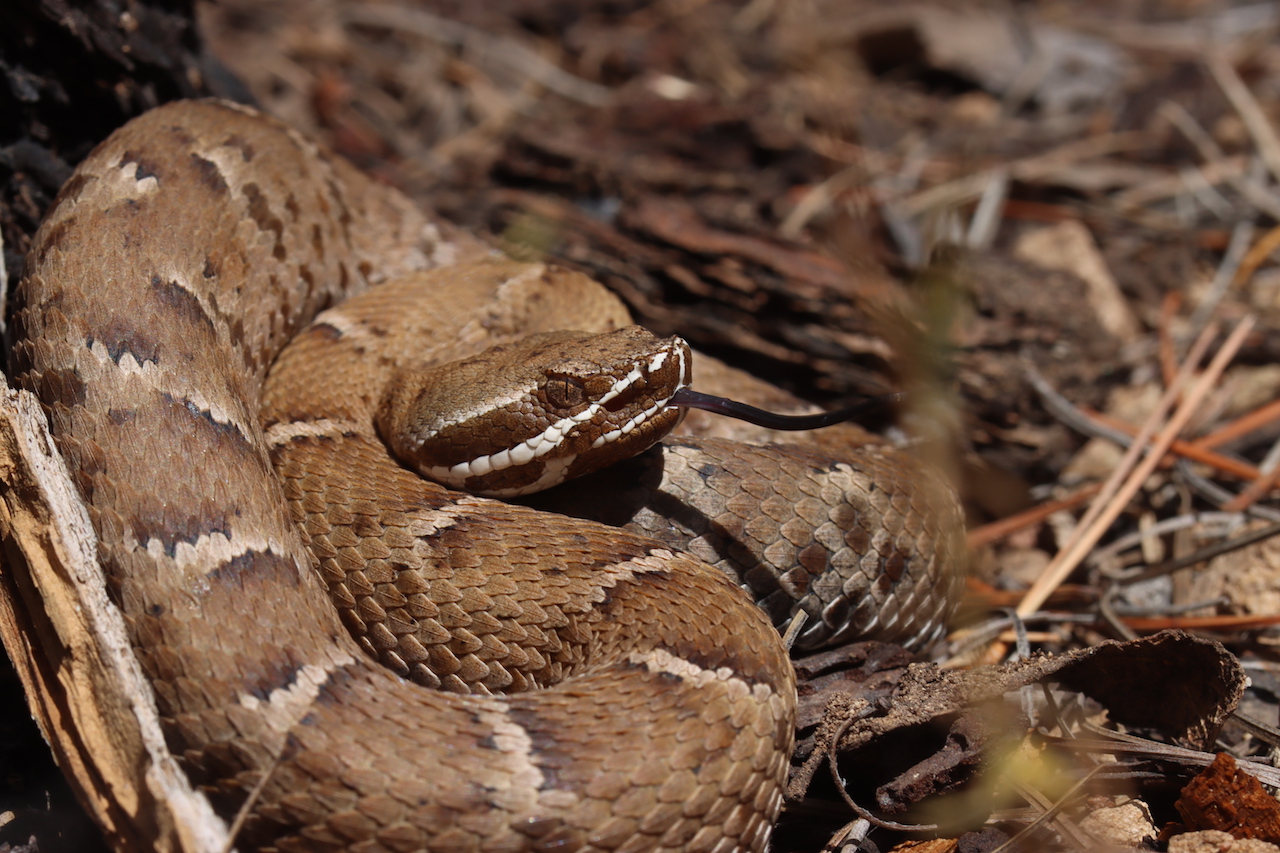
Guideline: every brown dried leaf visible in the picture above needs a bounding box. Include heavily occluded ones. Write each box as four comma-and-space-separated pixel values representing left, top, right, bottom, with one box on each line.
789, 632, 1245, 808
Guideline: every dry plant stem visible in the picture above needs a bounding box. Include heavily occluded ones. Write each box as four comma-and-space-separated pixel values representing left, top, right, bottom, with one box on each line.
821, 820, 870, 853
1122, 613, 1280, 631
1015, 317, 1255, 622
967, 483, 1101, 549
1026, 365, 1133, 447
1098, 591, 1139, 642
1207, 50, 1280, 187
1016, 323, 1219, 619
1179, 459, 1280, 523
1096, 511, 1243, 568
1056, 736, 1280, 787
1157, 99, 1280, 221
966, 168, 1009, 249
1223, 435, 1280, 511
1229, 711, 1280, 750
898, 132, 1146, 217
340, 5, 611, 106
1188, 221, 1252, 341
827, 714, 940, 833
1193, 397, 1280, 451
986, 771, 1105, 853
1233, 223, 1280, 287
1158, 291, 1181, 389
1083, 409, 1260, 481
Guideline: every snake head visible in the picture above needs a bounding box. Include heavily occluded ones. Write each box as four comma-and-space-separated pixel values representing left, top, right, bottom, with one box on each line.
377, 325, 692, 497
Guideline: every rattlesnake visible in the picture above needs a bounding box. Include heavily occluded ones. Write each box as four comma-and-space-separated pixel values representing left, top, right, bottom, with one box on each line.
11, 100, 963, 852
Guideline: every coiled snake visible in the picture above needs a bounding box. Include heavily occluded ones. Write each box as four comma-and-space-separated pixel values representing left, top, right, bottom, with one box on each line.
11, 100, 964, 852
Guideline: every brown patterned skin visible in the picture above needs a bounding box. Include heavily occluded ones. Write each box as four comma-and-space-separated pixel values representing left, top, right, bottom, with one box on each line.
530, 434, 965, 652
11, 99, 959, 852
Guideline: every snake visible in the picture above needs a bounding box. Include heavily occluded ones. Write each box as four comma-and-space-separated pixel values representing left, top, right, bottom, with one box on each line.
11, 100, 964, 852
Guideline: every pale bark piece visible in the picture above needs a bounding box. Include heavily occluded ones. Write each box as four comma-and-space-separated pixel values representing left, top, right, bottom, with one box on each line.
0, 384, 229, 853
1014, 220, 1142, 342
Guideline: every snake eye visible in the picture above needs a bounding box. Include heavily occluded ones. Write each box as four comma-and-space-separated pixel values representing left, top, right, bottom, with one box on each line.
545, 376, 587, 409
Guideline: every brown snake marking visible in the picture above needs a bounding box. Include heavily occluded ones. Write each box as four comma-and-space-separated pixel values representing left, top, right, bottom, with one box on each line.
12, 100, 963, 852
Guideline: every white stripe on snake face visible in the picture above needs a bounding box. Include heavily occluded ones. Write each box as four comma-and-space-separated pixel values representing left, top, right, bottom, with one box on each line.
591, 345, 688, 449
427, 347, 680, 487
479, 454, 578, 498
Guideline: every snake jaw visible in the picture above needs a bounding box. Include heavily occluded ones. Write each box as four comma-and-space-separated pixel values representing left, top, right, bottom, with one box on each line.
379, 326, 693, 496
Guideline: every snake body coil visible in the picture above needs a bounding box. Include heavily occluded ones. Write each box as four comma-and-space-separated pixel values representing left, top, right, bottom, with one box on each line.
12, 100, 961, 852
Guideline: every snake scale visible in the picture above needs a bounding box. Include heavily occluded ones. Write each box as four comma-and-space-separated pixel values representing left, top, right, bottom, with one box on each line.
11, 100, 964, 852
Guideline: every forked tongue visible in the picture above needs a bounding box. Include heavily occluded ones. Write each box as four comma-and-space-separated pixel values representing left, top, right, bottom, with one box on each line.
668, 388, 905, 431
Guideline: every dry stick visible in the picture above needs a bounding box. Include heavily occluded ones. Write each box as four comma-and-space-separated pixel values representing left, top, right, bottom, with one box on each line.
1083, 409, 1260, 481
897, 132, 1147, 217
341, 5, 612, 107
1207, 50, 1280, 188
1157, 291, 1181, 389
1158, 100, 1280, 222
1188, 220, 1253, 344
1233, 223, 1280, 287
967, 483, 1102, 550
1124, 613, 1280, 632
1015, 317, 1255, 622
1013, 324, 1218, 619
1224, 435, 1280, 512
1192, 396, 1280, 451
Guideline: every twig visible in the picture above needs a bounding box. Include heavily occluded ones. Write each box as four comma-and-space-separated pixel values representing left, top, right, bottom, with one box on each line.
987, 768, 1107, 853
1157, 291, 1180, 388
342, 5, 612, 107
1054, 736, 1280, 787
1179, 459, 1280, 523
1114, 518, 1280, 588
1224, 433, 1280, 511
1091, 511, 1245, 571
1192, 396, 1280, 451
820, 819, 870, 853
1232, 223, 1280, 287
899, 132, 1147, 217
967, 483, 1101, 550
1207, 50, 1280, 187
966, 167, 1010, 249
781, 611, 809, 651
1158, 100, 1280, 221
1024, 364, 1133, 446
1016, 318, 1254, 621
1120, 612, 1280, 632
222, 749, 287, 853
1188, 219, 1253, 335
1083, 408, 1260, 481
827, 714, 940, 832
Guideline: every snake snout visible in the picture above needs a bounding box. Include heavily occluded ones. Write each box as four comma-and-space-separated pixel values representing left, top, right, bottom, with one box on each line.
377, 325, 693, 497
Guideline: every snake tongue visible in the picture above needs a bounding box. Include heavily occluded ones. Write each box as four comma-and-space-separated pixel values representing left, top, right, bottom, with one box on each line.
668, 388, 905, 431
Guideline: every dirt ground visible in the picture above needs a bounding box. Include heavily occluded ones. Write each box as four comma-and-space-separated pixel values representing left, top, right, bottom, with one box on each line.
5, 1, 1280, 851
